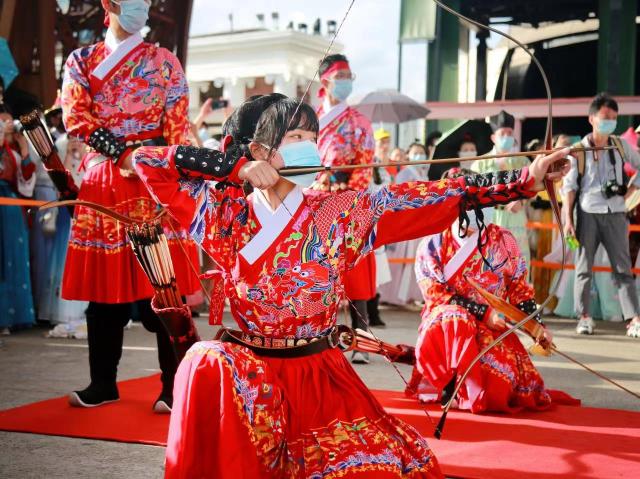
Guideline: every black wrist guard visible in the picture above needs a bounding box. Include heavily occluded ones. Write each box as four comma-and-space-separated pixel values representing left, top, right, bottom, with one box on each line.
449, 294, 488, 319
88, 128, 128, 163
174, 145, 243, 181
517, 299, 543, 325
462, 168, 533, 208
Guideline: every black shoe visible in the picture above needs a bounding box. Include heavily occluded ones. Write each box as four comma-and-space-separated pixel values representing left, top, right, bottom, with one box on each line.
68, 385, 119, 408
153, 392, 173, 414
369, 317, 386, 328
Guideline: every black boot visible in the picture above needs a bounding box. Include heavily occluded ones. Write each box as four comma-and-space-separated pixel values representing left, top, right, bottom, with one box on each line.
153, 327, 177, 413
366, 293, 386, 327
138, 300, 177, 413
69, 302, 130, 407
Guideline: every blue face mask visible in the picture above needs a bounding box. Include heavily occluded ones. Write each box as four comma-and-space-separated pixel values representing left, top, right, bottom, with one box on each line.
276, 140, 322, 189
114, 0, 149, 34
410, 153, 427, 162
331, 79, 353, 102
597, 119, 617, 135
496, 135, 515, 152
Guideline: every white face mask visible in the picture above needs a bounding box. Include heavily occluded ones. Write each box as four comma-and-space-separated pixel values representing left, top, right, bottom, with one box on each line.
458, 150, 477, 158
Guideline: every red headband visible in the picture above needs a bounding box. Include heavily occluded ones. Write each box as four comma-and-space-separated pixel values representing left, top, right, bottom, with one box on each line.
318, 61, 350, 98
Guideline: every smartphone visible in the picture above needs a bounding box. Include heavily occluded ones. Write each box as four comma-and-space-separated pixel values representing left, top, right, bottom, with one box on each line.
211, 99, 229, 109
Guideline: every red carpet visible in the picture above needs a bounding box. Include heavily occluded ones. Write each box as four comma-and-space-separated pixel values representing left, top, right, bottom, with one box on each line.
1, 375, 639, 478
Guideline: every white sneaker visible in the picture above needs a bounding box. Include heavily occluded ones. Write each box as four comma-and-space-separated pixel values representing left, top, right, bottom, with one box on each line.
351, 351, 370, 364
627, 321, 640, 338
576, 317, 595, 335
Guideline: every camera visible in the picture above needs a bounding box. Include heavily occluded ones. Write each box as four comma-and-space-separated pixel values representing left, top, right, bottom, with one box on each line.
601, 179, 627, 198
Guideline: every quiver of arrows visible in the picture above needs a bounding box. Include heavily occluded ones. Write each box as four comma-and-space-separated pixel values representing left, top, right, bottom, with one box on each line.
19, 110, 79, 209
127, 222, 200, 362
151, 296, 200, 363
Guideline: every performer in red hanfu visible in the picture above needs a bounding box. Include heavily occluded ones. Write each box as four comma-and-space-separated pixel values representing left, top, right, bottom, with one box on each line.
407, 170, 578, 413
60, 0, 200, 410
132, 93, 568, 478
316, 54, 377, 363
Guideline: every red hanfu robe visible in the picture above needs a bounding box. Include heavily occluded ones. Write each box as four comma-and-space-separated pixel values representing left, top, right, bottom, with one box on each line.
60, 31, 200, 303
134, 144, 537, 478
317, 102, 376, 300
409, 224, 579, 413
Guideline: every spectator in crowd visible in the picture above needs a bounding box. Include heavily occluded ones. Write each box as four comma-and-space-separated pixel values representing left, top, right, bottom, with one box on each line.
561, 93, 640, 337
396, 142, 429, 183
472, 110, 531, 267
29, 95, 89, 338
550, 131, 626, 322
373, 128, 393, 181
0, 97, 36, 335
457, 134, 478, 169
388, 146, 405, 178
378, 142, 429, 307
30, 94, 88, 335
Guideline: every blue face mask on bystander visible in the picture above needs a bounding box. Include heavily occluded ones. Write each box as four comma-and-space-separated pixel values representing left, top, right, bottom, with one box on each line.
495, 135, 515, 152
596, 119, 617, 135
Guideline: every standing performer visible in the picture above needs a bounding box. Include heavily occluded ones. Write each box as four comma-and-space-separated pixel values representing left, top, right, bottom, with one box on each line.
408, 172, 577, 413
60, 0, 200, 410
132, 94, 567, 478
472, 110, 531, 266
316, 54, 377, 363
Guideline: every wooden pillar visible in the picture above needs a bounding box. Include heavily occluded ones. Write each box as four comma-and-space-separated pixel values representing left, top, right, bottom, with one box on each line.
38, 0, 58, 106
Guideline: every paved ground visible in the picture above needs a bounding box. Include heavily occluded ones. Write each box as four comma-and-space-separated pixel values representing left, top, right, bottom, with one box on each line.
0, 307, 639, 478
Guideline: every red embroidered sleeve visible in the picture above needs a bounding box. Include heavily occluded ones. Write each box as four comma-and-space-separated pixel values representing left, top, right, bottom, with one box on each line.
325, 167, 535, 269
133, 145, 249, 254
161, 50, 191, 145
61, 48, 100, 140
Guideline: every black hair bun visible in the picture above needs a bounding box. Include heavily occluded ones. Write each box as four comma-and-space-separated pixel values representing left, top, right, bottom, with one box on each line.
222, 93, 286, 147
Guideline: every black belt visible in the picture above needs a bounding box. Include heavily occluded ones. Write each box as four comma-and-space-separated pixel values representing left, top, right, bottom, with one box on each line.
216, 327, 344, 358
86, 136, 167, 170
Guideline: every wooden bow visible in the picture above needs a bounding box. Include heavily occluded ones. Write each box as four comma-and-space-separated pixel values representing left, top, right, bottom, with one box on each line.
466, 277, 640, 400
466, 277, 552, 354
432, 0, 568, 438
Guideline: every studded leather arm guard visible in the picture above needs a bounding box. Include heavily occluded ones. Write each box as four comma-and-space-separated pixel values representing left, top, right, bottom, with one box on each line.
173, 145, 248, 183
87, 127, 131, 165
517, 298, 543, 325
449, 294, 489, 321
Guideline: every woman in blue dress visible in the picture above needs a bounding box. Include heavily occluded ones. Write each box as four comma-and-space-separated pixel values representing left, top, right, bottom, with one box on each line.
0, 106, 36, 334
